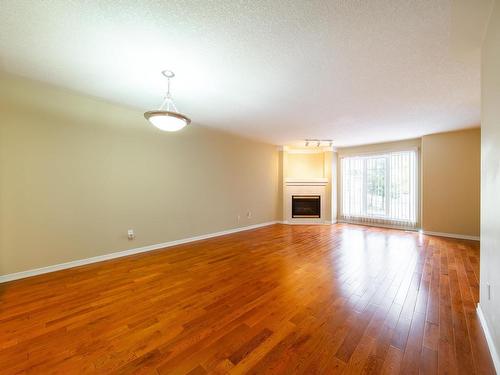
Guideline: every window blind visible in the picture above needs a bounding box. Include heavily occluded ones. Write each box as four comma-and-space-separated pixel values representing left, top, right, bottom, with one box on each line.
340, 149, 418, 229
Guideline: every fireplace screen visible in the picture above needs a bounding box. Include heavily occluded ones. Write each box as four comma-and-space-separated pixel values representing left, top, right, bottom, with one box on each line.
292, 195, 321, 218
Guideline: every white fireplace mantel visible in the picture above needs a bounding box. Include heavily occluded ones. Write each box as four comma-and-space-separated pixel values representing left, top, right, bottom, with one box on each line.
284, 177, 328, 186
283, 177, 329, 224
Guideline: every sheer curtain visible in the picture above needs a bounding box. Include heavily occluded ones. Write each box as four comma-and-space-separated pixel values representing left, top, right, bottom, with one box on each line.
340, 150, 418, 229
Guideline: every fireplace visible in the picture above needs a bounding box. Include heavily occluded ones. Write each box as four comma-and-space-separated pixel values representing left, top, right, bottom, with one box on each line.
292, 195, 321, 218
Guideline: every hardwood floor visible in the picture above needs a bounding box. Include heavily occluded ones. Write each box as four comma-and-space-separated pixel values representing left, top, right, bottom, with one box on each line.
0, 224, 495, 374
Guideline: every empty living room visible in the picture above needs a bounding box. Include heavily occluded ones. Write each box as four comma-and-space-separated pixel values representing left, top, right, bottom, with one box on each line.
1, 1, 500, 374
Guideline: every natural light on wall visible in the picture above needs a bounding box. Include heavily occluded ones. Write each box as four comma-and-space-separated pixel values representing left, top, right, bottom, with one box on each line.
340, 150, 418, 229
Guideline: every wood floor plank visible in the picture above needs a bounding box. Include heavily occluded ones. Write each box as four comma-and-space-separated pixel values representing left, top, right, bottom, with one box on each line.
0, 224, 494, 374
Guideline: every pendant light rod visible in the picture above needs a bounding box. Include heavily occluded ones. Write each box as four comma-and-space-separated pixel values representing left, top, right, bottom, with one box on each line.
162, 70, 174, 97
159, 70, 177, 111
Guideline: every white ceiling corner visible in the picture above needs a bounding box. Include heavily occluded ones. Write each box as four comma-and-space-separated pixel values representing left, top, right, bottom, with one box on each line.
0, 0, 492, 146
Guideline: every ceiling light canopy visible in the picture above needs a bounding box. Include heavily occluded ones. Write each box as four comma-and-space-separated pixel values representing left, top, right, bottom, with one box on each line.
144, 70, 191, 132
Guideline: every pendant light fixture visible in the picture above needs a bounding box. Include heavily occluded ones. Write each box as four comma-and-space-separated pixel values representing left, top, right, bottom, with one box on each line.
144, 70, 191, 132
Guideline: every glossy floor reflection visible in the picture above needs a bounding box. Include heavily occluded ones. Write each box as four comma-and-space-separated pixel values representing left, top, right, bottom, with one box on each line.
0, 224, 494, 374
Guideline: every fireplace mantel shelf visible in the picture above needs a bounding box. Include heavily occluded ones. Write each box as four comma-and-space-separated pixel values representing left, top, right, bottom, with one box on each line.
285, 177, 328, 186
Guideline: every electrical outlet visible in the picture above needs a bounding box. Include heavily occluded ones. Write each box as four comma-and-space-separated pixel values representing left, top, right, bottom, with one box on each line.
247, 211, 252, 219
237, 214, 241, 223
127, 229, 135, 240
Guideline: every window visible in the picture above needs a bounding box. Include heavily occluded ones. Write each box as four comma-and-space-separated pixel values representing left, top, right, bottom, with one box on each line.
340, 150, 418, 228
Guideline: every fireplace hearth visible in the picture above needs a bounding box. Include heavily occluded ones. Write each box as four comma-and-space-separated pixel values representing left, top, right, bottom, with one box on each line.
292, 195, 321, 218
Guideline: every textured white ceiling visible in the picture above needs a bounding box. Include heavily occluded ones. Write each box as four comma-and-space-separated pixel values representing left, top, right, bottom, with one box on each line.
0, 0, 493, 146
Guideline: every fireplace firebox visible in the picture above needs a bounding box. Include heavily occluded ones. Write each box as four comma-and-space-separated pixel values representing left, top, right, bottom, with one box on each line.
292, 195, 321, 218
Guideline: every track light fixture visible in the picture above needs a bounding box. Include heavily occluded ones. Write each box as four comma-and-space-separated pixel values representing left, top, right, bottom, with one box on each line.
304, 139, 334, 147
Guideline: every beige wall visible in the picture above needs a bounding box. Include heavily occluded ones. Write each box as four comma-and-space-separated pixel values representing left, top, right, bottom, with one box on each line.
277, 151, 284, 221
323, 151, 335, 222
337, 138, 422, 157
336, 134, 481, 236
421, 128, 481, 237
286, 152, 325, 178
0, 73, 280, 275
480, 0, 500, 365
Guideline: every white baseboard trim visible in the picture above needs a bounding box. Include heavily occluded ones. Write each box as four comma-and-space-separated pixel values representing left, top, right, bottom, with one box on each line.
0, 221, 278, 283
280, 220, 333, 225
277, 220, 337, 225
338, 220, 418, 232
477, 304, 500, 374
422, 230, 480, 241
